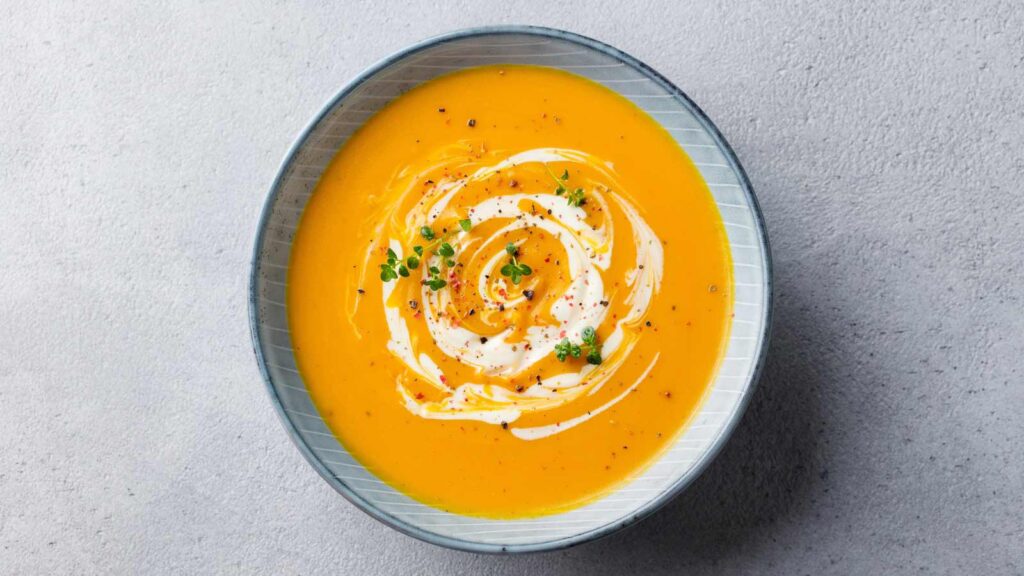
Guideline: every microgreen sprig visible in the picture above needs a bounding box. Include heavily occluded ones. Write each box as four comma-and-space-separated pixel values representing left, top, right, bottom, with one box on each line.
425, 265, 446, 291
554, 326, 602, 364
499, 242, 532, 285
379, 219, 472, 291
379, 248, 410, 281
545, 165, 586, 207
565, 187, 586, 207
554, 339, 581, 361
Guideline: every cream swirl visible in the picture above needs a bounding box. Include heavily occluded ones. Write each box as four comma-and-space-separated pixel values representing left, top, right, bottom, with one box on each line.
370, 146, 664, 439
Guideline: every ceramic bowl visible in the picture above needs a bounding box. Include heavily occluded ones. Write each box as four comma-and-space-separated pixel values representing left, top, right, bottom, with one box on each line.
249, 25, 771, 553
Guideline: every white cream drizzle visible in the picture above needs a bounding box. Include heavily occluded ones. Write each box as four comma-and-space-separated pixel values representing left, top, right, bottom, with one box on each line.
511, 353, 660, 440
377, 147, 666, 439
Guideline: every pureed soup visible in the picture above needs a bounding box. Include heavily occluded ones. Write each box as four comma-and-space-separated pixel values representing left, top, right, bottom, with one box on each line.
288, 65, 733, 518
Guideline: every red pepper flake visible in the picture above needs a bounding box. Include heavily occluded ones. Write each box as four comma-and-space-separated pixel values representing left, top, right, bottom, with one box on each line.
440, 375, 448, 384
415, 392, 425, 400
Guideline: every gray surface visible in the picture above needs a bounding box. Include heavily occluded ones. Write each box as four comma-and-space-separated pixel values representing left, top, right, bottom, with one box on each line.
1, 1, 1021, 574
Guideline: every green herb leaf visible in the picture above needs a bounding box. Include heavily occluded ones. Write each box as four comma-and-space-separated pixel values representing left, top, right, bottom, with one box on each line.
439, 242, 455, 257
459, 218, 472, 232
566, 188, 586, 207
398, 265, 410, 277
555, 339, 572, 362
505, 243, 518, 256
561, 169, 569, 180
554, 326, 601, 363
429, 266, 440, 275
413, 245, 424, 256
518, 263, 532, 276
420, 226, 436, 240
406, 255, 420, 269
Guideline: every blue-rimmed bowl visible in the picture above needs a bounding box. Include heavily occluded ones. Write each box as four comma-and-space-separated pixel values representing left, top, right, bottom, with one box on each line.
249, 25, 771, 553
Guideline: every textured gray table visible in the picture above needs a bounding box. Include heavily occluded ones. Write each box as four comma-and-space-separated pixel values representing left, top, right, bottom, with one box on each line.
2, 1, 1022, 574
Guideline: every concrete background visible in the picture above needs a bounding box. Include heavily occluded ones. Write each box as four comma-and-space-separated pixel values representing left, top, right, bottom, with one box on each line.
2, 1, 1022, 574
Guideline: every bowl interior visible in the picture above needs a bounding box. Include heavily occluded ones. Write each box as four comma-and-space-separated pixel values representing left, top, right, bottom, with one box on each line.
250, 28, 770, 553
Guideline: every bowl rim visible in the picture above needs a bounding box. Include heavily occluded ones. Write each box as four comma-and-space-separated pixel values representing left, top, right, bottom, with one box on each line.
249, 24, 773, 554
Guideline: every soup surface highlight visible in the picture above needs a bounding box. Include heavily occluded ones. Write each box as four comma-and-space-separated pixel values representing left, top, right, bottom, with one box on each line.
288, 65, 732, 518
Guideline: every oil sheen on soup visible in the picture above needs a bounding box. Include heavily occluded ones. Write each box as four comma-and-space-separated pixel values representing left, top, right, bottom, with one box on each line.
288, 65, 733, 518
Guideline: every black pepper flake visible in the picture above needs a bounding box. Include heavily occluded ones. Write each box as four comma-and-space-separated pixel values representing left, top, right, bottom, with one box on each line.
469, 309, 476, 316
357, 289, 365, 294
501, 421, 508, 430
409, 300, 418, 310
480, 336, 488, 344
523, 289, 535, 301
438, 107, 445, 112
645, 320, 652, 327
515, 385, 524, 392
467, 118, 476, 127
599, 300, 609, 307
499, 303, 505, 312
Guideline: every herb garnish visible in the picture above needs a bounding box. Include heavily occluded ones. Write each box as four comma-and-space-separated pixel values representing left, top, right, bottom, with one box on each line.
425, 266, 446, 291
379, 248, 409, 281
379, 219, 472, 290
565, 187, 586, 207
554, 326, 602, 364
545, 165, 586, 207
499, 242, 532, 285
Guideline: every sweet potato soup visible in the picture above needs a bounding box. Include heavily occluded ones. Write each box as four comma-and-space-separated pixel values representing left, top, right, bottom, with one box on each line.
288, 65, 732, 518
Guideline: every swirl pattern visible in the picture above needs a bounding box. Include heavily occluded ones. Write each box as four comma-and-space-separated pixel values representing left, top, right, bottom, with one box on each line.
356, 144, 664, 440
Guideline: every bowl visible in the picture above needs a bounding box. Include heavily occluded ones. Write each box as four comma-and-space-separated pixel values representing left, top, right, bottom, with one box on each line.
249, 25, 771, 553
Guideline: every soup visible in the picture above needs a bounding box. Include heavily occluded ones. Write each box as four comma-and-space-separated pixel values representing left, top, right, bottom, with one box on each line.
288, 65, 732, 518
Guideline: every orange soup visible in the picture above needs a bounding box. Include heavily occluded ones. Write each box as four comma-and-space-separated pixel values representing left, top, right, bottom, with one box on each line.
288, 65, 732, 518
